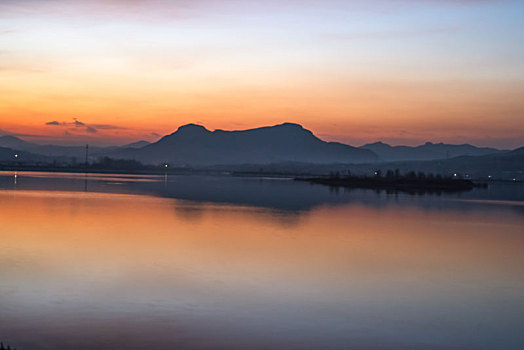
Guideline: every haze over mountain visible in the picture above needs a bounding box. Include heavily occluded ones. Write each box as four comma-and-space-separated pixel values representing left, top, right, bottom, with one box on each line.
0, 134, 149, 159
1, 123, 518, 167
208, 147, 524, 181
112, 123, 377, 165
361, 146, 524, 180
0, 135, 35, 150
0, 146, 52, 163
361, 141, 503, 162
0, 134, 91, 158
123, 140, 150, 149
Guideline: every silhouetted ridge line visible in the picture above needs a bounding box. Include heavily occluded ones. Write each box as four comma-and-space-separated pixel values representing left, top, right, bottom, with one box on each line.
360, 141, 503, 161
113, 122, 377, 166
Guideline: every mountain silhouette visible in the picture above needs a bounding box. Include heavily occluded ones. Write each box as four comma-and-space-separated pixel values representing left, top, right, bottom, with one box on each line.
122, 140, 150, 149
113, 122, 377, 165
0, 146, 52, 162
360, 141, 502, 162
382, 146, 524, 180
0, 135, 34, 150
0, 135, 148, 159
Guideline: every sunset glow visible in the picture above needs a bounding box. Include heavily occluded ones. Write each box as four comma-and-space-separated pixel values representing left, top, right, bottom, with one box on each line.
1, 0, 523, 147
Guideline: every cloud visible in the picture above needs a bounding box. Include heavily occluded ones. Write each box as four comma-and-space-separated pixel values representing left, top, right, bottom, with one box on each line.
45, 118, 123, 134
73, 118, 85, 127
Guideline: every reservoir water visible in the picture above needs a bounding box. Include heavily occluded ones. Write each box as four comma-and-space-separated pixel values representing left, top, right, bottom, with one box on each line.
0, 171, 523, 349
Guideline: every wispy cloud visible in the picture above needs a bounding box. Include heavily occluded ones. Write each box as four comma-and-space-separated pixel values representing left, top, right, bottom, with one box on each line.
73, 119, 85, 127
45, 118, 124, 134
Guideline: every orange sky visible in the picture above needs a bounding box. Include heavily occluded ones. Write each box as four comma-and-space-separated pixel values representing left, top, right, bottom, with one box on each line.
0, 0, 523, 148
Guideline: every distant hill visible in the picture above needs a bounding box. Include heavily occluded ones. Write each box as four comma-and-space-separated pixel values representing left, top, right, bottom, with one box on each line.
0, 146, 52, 163
122, 140, 150, 149
205, 147, 524, 180
350, 146, 524, 179
0, 134, 149, 159
435, 146, 524, 176
0, 135, 93, 158
113, 123, 377, 165
361, 141, 502, 162
0, 135, 35, 150
364, 147, 524, 180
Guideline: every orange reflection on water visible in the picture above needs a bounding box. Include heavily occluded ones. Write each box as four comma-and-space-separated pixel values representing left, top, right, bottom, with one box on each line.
1, 189, 523, 349
2, 190, 524, 293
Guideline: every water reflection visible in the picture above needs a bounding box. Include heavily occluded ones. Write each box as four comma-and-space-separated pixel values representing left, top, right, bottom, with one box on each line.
0, 172, 523, 349
0, 171, 523, 214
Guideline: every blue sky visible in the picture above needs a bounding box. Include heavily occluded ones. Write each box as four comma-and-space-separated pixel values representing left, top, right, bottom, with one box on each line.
0, 0, 523, 147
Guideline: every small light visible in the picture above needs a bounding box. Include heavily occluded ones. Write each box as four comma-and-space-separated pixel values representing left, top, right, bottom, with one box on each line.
14, 154, 18, 158
488, 175, 491, 179
453, 173, 457, 177
513, 178, 517, 182
164, 164, 168, 168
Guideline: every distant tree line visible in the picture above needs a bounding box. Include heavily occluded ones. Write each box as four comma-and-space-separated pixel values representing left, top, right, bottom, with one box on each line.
329, 169, 450, 180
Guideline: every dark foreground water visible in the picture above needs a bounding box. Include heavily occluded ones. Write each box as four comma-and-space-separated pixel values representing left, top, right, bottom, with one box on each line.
0, 171, 523, 349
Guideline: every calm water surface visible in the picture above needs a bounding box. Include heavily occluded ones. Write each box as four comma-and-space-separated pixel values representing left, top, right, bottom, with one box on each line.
0, 171, 523, 349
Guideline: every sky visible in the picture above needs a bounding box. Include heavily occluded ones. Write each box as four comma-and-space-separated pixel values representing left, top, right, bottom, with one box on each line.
0, 0, 523, 148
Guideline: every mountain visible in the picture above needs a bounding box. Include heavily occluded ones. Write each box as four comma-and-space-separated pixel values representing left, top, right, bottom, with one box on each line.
439, 146, 524, 174
361, 146, 524, 180
361, 141, 503, 162
0, 134, 150, 159
121, 140, 150, 149
113, 123, 377, 165
0, 135, 90, 157
0, 146, 52, 163
207, 146, 524, 180
0, 135, 35, 150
